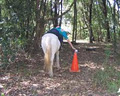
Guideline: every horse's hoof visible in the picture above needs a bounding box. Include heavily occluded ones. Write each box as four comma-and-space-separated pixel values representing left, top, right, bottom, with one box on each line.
49, 74, 53, 77
48, 72, 53, 77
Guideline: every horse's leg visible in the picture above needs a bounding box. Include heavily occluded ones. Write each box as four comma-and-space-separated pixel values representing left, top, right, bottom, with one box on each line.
48, 54, 55, 77
56, 51, 60, 69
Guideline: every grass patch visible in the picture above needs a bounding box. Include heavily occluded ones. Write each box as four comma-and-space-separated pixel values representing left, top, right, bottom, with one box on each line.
93, 66, 120, 93
93, 44, 120, 93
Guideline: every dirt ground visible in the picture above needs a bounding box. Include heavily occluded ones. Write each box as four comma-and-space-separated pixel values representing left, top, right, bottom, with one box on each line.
0, 42, 118, 96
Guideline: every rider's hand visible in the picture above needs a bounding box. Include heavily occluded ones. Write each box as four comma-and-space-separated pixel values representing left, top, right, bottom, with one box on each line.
75, 49, 78, 53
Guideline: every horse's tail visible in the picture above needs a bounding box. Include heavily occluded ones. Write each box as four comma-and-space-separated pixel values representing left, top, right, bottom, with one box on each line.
44, 39, 51, 72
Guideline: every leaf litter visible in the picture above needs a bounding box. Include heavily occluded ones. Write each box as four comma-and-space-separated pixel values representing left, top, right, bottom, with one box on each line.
0, 43, 118, 96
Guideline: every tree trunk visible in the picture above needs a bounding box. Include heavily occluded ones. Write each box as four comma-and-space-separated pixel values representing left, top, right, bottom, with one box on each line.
0, 5, 1, 34
33, 0, 45, 50
0, 5, 1, 21
34, 18, 45, 50
79, 21, 82, 39
54, 0, 59, 27
102, 0, 110, 42
72, 0, 77, 43
59, 0, 63, 26
116, 0, 120, 38
113, 1, 117, 53
89, 0, 94, 43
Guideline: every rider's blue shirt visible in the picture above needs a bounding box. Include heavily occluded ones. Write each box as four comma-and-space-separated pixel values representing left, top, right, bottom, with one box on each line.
55, 27, 68, 40
46, 26, 68, 44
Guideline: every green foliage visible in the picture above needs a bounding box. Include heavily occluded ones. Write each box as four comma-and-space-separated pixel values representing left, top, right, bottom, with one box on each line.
93, 66, 120, 93
0, 0, 35, 69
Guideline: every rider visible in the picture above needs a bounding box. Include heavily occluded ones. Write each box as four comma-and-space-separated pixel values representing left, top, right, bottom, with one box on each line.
47, 26, 77, 51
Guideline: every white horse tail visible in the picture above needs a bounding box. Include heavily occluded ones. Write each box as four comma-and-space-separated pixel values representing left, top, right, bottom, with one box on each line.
44, 39, 51, 72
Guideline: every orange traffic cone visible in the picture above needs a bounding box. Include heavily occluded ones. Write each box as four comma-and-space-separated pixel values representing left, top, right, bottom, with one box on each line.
70, 51, 80, 72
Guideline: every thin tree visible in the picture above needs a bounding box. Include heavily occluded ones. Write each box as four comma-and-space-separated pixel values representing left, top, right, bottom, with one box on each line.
116, 0, 120, 38
72, 0, 77, 43
113, 0, 117, 53
102, 0, 110, 42
59, 0, 63, 26
54, 0, 59, 27
34, 0, 46, 49
89, 0, 94, 43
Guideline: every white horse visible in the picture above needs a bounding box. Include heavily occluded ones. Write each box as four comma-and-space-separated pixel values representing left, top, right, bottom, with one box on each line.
41, 33, 61, 77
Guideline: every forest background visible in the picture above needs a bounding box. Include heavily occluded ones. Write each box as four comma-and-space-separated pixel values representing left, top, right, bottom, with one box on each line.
0, 0, 120, 95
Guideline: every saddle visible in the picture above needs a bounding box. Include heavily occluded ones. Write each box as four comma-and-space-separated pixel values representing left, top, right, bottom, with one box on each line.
47, 28, 63, 44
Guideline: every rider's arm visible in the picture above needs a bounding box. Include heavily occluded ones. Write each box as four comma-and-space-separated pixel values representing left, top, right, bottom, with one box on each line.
67, 39, 76, 50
